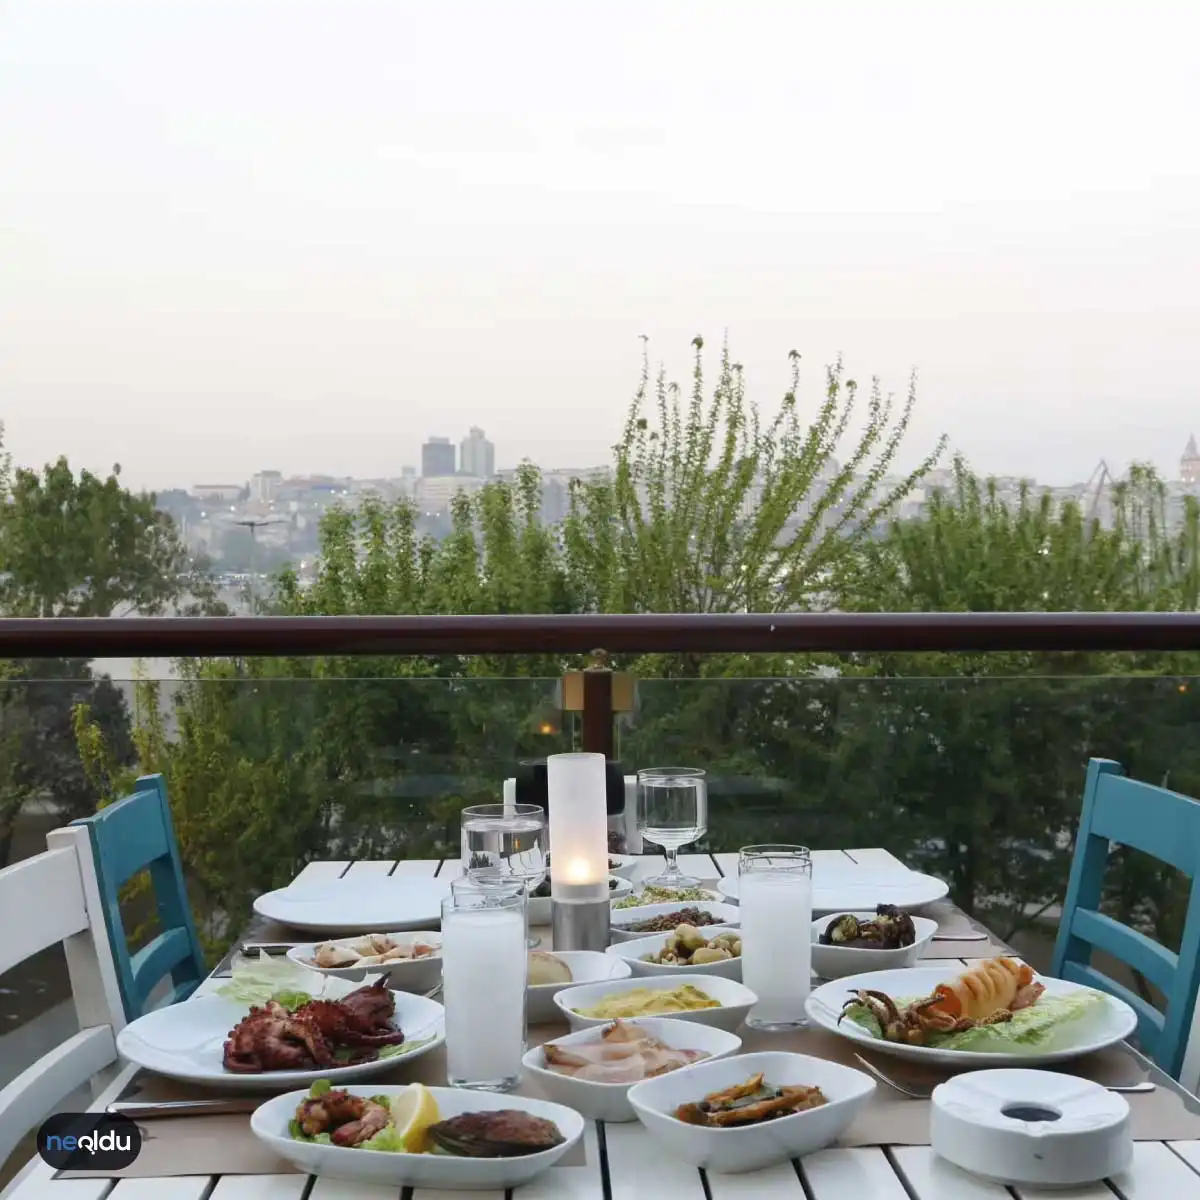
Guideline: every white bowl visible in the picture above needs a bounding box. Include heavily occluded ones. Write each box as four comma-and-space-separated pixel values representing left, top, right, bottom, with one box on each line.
809, 913, 938, 979
627, 1051, 876, 1174
287, 932, 442, 993
609, 901, 740, 943
522, 1018, 742, 1122
251, 1084, 584, 1189
527, 951, 632, 1023
606, 928, 743, 981
553, 974, 755, 1033
608, 854, 639, 880
528, 875, 635, 926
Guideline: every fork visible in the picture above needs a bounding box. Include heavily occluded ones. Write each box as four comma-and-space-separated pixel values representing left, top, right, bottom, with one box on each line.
852, 1053, 1156, 1097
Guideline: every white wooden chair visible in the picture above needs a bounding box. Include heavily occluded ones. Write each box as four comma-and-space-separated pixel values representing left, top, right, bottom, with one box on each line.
0, 825, 127, 1181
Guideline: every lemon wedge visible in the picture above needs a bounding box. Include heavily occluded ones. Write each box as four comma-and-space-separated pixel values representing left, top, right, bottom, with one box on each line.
389, 1083, 440, 1153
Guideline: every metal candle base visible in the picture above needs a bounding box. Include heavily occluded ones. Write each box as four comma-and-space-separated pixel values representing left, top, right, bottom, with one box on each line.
551, 897, 610, 952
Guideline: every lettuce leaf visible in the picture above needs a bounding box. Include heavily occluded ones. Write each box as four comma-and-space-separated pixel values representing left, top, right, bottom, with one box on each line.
215, 953, 325, 1007
844, 990, 1106, 1052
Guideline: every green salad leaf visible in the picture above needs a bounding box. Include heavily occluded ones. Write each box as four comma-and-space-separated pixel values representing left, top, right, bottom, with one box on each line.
844, 989, 1106, 1052
215, 953, 326, 1007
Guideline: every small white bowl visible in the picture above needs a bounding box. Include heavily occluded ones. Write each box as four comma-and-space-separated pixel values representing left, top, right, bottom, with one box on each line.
553, 974, 755, 1033
528, 875, 635, 926
609, 901, 740, 942
606, 928, 743, 981
809, 913, 937, 980
287, 932, 442, 993
608, 854, 639, 880
522, 1018, 742, 1122
628, 1051, 876, 1174
527, 951, 631, 1023
252, 1084, 584, 1189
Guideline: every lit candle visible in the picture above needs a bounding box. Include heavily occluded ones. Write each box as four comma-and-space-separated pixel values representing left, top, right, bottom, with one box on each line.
547, 752, 609, 905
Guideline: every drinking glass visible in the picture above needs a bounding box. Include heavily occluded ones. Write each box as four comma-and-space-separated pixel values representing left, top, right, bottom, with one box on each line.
460, 802, 546, 947
637, 768, 707, 888
441, 874, 527, 1090
738, 844, 812, 1031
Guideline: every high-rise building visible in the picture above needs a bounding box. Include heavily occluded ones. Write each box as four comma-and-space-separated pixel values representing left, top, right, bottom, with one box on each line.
459, 426, 495, 479
250, 470, 283, 504
1183, 436, 1200, 485
421, 436, 456, 477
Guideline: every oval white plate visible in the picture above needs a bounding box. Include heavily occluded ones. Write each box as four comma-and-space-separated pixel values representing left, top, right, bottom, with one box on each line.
806, 966, 1137, 1067
717, 869, 948, 914
252, 1085, 584, 1189
116, 991, 446, 1090
254, 877, 453, 933
287, 932, 442, 993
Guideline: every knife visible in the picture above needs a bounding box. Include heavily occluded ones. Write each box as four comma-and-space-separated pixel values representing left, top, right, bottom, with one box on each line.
106, 1099, 261, 1118
239, 942, 305, 955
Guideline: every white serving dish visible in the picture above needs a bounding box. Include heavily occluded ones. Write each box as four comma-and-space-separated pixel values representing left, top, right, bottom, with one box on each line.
528, 875, 634, 926
553, 974, 755, 1033
606, 927, 743, 981
809, 913, 937, 979
116, 982, 446, 1090
628, 1051, 875, 1174
930, 1069, 1132, 1188
287, 932, 442, 993
806, 966, 1139, 1068
717, 867, 948, 914
522, 1018, 742, 1122
251, 1084, 584, 1189
253, 876, 453, 934
609, 901, 740, 943
608, 854, 639, 880
527, 951, 631, 1023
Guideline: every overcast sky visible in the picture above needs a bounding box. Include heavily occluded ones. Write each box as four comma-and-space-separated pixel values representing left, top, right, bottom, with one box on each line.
2, 0, 1198, 491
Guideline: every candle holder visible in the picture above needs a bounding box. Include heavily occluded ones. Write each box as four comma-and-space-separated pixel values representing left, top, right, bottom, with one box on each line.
547, 752, 611, 952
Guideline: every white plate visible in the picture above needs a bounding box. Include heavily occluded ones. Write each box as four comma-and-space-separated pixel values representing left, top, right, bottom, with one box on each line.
606, 928, 743, 981
628, 1050, 875, 1174
717, 867, 948, 913
609, 901, 740, 941
522, 1018, 742, 1122
116, 987, 446, 1090
252, 1085, 584, 1189
254, 877, 453, 933
287, 932, 442, 993
809, 913, 938, 979
806, 966, 1138, 1067
554, 974, 756, 1033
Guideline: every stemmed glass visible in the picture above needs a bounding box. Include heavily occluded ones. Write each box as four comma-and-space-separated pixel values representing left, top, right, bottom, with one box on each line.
637, 767, 707, 888
459, 802, 546, 948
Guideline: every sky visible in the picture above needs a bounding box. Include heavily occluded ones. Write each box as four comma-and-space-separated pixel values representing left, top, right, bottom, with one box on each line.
1, 0, 1198, 492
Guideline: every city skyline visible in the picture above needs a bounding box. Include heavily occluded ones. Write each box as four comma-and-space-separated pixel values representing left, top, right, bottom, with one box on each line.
2, 2, 1198, 490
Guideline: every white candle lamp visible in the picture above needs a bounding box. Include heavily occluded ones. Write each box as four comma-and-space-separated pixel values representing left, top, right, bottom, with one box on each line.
547, 752, 611, 951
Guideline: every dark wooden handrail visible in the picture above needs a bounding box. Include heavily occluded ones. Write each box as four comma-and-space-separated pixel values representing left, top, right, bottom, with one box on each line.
0, 612, 1198, 657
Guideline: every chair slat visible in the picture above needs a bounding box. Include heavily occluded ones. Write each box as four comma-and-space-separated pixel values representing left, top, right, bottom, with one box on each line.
129, 928, 200, 1012
1068, 909, 1179, 995
0, 848, 88, 977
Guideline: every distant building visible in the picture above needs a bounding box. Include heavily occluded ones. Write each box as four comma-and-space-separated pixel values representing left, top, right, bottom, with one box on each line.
192, 483, 243, 503
422, 436, 456, 477
459, 427, 495, 479
416, 474, 484, 513
1182, 435, 1200, 485
250, 470, 282, 504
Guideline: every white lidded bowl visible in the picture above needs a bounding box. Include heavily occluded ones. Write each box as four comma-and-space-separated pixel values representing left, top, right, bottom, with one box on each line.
528, 875, 634, 926
809, 913, 938, 980
522, 1018, 742, 1122
609, 901, 740, 943
553, 974, 755, 1033
287, 932, 442, 993
527, 951, 631, 1024
251, 1084, 584, 1190
628, 1051, 876, 1174
606, 927, 743, 981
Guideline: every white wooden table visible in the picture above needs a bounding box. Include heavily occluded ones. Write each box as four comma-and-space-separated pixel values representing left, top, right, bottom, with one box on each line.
9, 850, 1200, 1200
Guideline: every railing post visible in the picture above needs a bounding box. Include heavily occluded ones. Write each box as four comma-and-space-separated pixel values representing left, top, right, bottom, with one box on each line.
562, 649, 634, 758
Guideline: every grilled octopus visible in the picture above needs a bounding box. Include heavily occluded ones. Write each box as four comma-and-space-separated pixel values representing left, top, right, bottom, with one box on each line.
222, 980, 405, 1073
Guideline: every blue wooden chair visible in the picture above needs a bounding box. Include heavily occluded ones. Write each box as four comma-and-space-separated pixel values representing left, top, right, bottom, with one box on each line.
1051, 757, 1200, 1079
72, 773, 207, 1021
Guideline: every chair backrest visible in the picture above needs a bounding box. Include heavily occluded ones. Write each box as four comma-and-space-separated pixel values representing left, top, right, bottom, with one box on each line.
0, 825, 125, 1171
72, 773, 207, 1021
1051, 757, 1200, 1078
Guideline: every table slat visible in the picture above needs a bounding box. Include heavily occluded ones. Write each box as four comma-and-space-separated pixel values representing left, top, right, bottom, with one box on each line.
437, 860, 464, 881
517, 1122, 604, 1200
290, 861, 349, 885
891, 1147, 1009, 1198
711, 849, 860, 879
840, 848, 909, 871
1170, 1141, 1200, 1173
107, 1179, 213, 1199
705, 1161, 806, 1199
341, 861, 397, 877
392, 860, 439, 877
310, 1179, 400, 1199
1105, 1141, 1200, 1198
4, 1180, 115, 1200
627, 854, 716, 885
604, 1121, 705, 1199
208, 1175, 309, 1199
801, 1148, 911, 1199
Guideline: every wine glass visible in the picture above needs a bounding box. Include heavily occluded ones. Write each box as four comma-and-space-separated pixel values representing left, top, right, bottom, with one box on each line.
636, 767, 707, 888
459, 802, 546, 947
